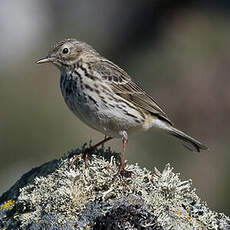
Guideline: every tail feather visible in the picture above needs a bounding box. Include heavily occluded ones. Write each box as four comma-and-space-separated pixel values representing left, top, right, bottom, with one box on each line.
167, 127, 208, 152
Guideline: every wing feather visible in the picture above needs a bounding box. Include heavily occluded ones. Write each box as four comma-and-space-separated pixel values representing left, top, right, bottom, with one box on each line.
90, 59, 173, 125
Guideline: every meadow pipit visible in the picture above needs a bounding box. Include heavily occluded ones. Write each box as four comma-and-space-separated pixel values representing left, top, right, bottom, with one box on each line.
37, 38, 207, 175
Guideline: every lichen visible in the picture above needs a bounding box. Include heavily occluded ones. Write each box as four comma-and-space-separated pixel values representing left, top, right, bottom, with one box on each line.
1, 200, 15, 210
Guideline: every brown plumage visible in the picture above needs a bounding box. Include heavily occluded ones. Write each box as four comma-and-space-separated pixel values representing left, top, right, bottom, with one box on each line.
37, 38, 208, 175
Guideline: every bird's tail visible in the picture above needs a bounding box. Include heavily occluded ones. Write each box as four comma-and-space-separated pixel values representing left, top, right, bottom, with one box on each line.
166, 126, 208, 152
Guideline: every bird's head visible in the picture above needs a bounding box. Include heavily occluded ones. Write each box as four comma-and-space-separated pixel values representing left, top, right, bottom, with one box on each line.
36, 38, 98, 70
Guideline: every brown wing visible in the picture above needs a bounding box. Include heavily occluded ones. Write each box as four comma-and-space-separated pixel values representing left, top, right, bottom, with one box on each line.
90, 59, 173, 125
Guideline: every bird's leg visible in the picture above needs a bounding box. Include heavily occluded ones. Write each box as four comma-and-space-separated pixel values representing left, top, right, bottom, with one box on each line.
121, 135, 128, 171
87, 136, 112, 155
71, 136, 113, 168
115, 131, 130, 177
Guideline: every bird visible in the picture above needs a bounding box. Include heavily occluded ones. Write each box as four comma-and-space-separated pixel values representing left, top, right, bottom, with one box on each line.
37, 38, 208, 175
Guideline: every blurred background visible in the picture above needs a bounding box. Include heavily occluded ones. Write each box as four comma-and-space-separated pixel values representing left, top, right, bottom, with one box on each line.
0, 0, 230, 215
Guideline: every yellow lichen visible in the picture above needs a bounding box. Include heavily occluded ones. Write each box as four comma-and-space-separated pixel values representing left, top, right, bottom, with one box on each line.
176, 210, 182, 216
1, 200, 15, 210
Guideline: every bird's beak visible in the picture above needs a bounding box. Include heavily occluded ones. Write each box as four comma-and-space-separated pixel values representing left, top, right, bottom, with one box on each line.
36, 56, 56, 64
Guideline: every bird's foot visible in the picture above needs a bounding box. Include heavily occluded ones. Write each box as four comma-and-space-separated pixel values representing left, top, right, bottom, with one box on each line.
71, 137, 113, 169
70, 147, 93, 169
114, 164, 133, 178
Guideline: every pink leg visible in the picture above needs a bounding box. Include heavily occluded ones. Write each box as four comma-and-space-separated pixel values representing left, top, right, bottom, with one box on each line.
116, 131, 129, 176
71, 136, 113, 167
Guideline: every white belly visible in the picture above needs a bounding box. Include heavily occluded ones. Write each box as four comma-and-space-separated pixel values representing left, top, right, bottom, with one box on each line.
60, 71, 145, 138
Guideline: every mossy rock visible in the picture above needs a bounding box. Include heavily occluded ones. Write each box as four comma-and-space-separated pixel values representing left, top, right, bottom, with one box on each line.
0, 144, 229, 229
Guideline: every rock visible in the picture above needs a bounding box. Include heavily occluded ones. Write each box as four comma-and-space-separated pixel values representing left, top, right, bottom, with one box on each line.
0, 144, 229, 229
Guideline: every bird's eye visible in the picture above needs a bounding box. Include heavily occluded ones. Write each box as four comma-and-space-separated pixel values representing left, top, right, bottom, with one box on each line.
62, 48, 69, 54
